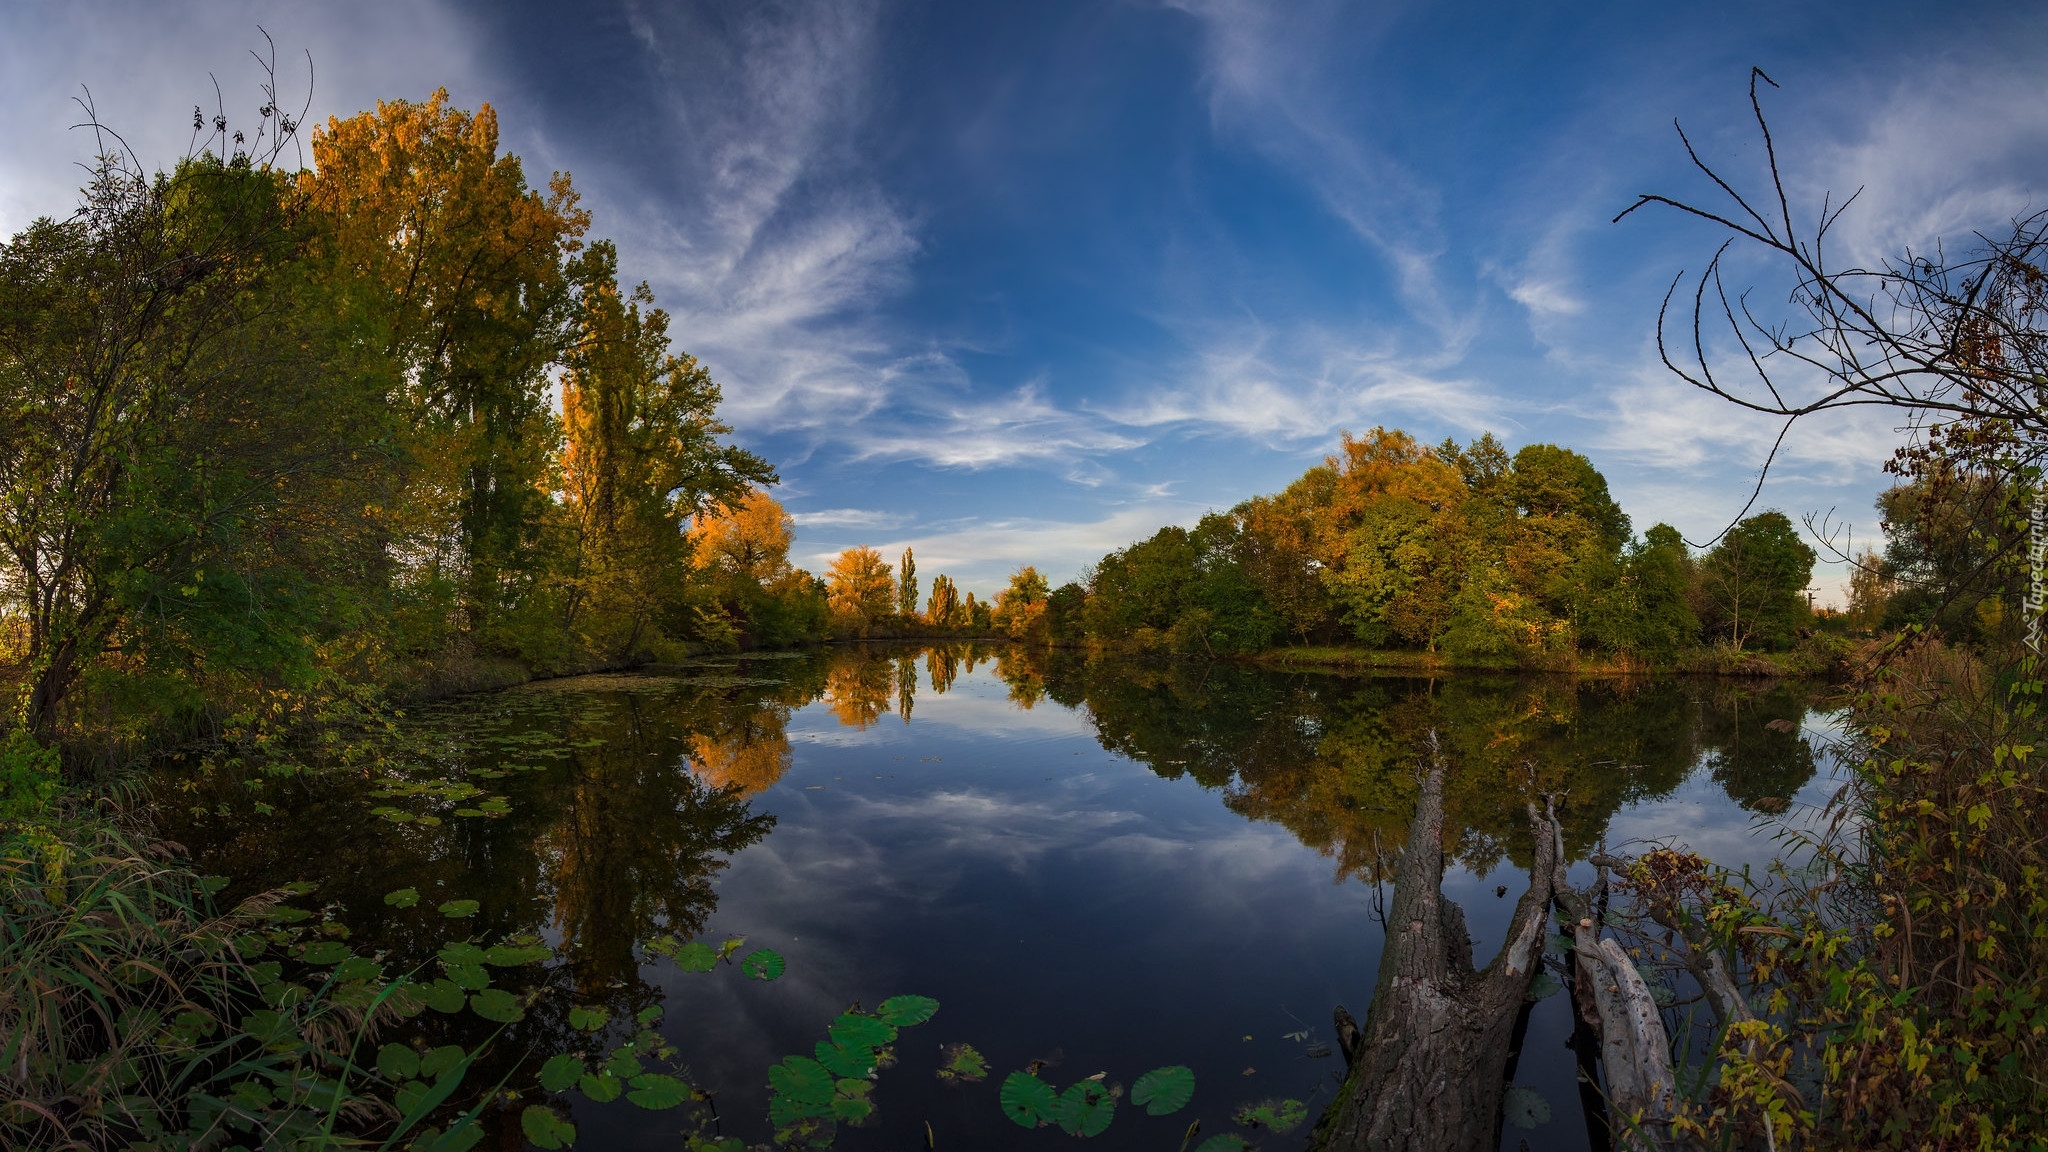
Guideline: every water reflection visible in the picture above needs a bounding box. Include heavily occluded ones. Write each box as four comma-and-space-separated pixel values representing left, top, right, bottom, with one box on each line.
150, 645, 1824, 1150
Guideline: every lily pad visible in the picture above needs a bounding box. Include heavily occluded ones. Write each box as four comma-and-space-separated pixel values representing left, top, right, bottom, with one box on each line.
580, 1072, 622, 1103
1000, 1071, 1057, 1128
1054, 1080, 1116, 1137
936, 1043, 988, 1084
1526, 972, 1563, 1001
816, 1040, 878, 1079
483, 944, 550, 966
1503, 1085, 1551, 1129
1194, 1137, 1252, 1152
1132, 1065, 1194, 1115
438, 941, 488, 966
1234, 1098, 1307, 1134
672, 941, 717, 972
468, 988, 523, 1023
768, 1056, 836, 1107
437, 900, 479, 919
828, 1013, 895, 1051
376, 1043, 420, 1080
539, 1054, 584, 1093
568, 1005, 610, 1032
874, 994, 939, 1026
740, 948, 785, 981
627, 1072, 691, 1109
521, 1106, 576, 1150
384, 887, 421, 908
297, 941, 350, 965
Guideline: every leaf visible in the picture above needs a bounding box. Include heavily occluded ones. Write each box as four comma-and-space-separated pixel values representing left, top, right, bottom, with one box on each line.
539, 1054, 584, 1093
1194, 1137, 1252, 1152
568, 1005, 610, 1032
420, 1045, 467, 1079
445, 963, 490, 991
384, 887, 421, 908
936, 1043, 988, 1084
1054, 1080, 1116, 1137
376, 1043, 420, 1081
672, 942, 717, 972
297, 941, 350, 965
874, 994, 939, 1027
1131, 1065, 1194, 1115
828, 1013, 895, 1051
999, 1071, 1057, 1128
335, 956, 382, 982
482, 943, 550, 966
636, 1004, 663, 1026
1526, 972, 1563, 1001
580, 1072, 622, 1103
627, 1072, 691, 1109
420, 978, 467, 1014
1502, 1086, 1551, 1130
468, 988, 523, 1023
767, 1056, 836, 1107
438, 899, 480, 918
739, 948, 785, 981
437, 941, 488, 966
1234, 1098, 1307, 1134
816, 1040, 877, 1079
521, 1105, 577, 1150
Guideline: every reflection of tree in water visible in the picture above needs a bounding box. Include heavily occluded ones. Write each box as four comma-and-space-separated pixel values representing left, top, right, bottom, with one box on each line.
1039, 656, 1821, 882
1693, 682, 1817, 811
687, 703, 794, 797
825, 652, 899, 728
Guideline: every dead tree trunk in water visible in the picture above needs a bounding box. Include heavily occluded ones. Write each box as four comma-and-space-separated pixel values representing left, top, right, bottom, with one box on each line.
1308, 739, 1557, 1152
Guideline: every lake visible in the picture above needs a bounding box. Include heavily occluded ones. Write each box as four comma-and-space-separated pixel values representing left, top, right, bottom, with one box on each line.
153, 643, 1842, 1151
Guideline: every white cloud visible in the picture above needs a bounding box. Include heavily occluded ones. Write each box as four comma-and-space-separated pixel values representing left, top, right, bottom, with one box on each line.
787, 508, 908, 529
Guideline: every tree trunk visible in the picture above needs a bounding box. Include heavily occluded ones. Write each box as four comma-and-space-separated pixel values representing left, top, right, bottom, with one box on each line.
1308, 736, 1557, 1152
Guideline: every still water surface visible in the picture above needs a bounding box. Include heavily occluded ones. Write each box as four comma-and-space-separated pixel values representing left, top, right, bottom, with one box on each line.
157, 644, 1839, 1151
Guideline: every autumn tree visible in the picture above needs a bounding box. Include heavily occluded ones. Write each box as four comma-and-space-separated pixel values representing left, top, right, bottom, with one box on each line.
925, 574, 963, 630
826, 547, 894, 635
991, 566, 1051, 641
306, 91, 590, 643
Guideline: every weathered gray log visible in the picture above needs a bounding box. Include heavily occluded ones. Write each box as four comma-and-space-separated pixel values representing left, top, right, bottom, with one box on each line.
1307, 738, 1556, 1152
1552, 833, 1678, 1150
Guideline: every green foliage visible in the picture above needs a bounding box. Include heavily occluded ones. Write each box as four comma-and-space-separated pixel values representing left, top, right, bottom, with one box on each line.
1700, 511, 1817, 651
1131, 1064, 1194, 1115
766, 997, 936, 1145
522, 1105, 577, 1149
740, 947, 785, 981
999, 1070, 1059, 1128
936, 1042, 988, 1084
1232, 1097, 1306, 1133
0, 727, 61, 825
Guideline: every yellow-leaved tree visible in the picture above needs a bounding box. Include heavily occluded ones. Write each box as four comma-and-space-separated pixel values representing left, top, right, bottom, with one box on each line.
827, 547, 896, 636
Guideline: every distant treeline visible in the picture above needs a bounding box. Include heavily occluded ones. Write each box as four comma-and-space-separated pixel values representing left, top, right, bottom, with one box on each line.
858, 429, 1831, 665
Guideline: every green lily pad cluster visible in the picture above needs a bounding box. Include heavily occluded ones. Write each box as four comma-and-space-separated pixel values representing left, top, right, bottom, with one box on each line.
766, 995, 940, 1147
525, 1002, 695, 1148
1231, 1097, 1307, 1133
1000, 1063, 1193, 1137
936, 1042, 989, 1084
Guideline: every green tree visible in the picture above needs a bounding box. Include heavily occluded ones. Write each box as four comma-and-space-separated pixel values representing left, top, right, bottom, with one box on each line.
1701, 511, 1816, 650
898, 547, 919, 620
925, 574, 963, 630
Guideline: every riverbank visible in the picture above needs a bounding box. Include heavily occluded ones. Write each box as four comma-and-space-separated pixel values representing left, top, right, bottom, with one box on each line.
1247, 634, 1854, 679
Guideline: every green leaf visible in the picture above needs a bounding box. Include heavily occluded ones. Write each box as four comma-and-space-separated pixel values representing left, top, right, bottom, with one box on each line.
1131, 1065, 1194, 1115
1054, 1080, 1116, 1137
335, 956, 382, 982
438, 899, 480, 918
437, 941, 488, 966
874, 994, 939, 1027
568, 1005, 610, 1032
420, 978, 467, 1014
999, 1071, 1057, 1128
375, 1043, 420, 1081
767, 1057, 836, 1107
468, 988, 523, 1023
580, 1072, 622, 1103
831, 1093, 874, 1124
521, 1105, 577, 1150
1233, 1098, 1307, 1134
672, 941, 717, 972
1502, 1086, 1551, 1130
635, 1004, 663, 1026
384, 887, 421, 908
419, 1045, 466, 1079
1526, 972, 1563, 1001
605, 1050, 645, 1080
297, 941, 350, 965
484, 943, 551, 966
445, 963, 490, 992
936, 1043, 988, 1084
828, 1013, 895, 1051
815, 1040, 877, 1079
627, 1072, 691, 1109
739, 948, 785, 981
539, 1054, 584, 1093
1194, 1137, 1253, 1152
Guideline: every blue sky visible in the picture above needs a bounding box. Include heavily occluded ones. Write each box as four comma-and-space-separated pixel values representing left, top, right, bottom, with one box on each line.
7, 1, 2048, 600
